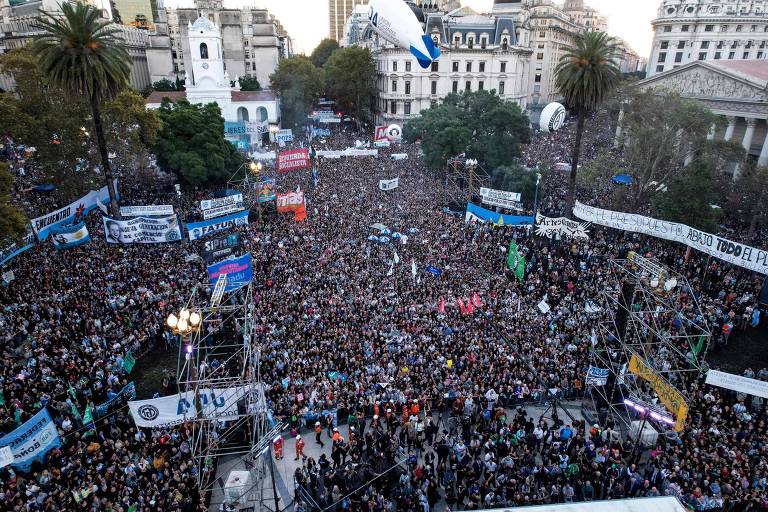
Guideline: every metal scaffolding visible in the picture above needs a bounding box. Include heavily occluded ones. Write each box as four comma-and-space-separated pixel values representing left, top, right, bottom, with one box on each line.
586, 252, 711, 434
175, 275, 277, 510
445, 156, 490, 205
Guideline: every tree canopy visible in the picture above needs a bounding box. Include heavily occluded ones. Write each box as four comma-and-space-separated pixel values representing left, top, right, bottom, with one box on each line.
310, 38, 340, 68
238, 75, 261, 91
490, 165, 541, 205
154, 99, 244, 185
269, 56, 324, 129
655, 160, 721, 233
0, 162, 29, 243
404, 90, 530, 170
323, 47, 376, 127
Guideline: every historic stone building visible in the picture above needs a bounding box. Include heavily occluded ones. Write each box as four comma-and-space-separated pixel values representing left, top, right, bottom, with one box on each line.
647, 0, 768, 78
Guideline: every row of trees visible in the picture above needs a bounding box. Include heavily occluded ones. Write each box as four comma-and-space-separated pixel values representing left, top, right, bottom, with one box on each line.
269, 39, 376, 129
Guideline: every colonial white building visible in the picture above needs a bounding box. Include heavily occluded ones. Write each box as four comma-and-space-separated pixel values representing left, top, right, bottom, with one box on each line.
637, 59, 768, 175
146, 17, 280, 136
647, 0, 768, 78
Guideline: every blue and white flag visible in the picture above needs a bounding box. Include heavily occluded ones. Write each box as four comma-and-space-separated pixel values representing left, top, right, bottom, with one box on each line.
50, 222, 90, 249
465, 203, 534, 226
0, 408, 62, 472
312, 167, 319, 189
585, 366, 610, 386
425, 265, 442, 276
187, 210, 249, 241
207, 253, 253, 292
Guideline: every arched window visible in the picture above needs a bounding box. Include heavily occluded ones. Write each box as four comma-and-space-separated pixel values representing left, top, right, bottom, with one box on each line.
237, 107, 249, 122
256, 107, 268, 122
200, 42, 208, 60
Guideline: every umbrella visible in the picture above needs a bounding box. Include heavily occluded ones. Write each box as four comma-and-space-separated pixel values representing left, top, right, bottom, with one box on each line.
367, 235, 380, 242
381, 228, 392, 235
392, 232, 402, 238
409, 227, 419, 233
379, 236, 391, 244
611, 174, 633, 186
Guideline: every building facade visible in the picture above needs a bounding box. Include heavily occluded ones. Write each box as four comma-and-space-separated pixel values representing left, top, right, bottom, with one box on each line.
647, 0, 768, 78
329, 0, 367, 42
166, 0, 286, 89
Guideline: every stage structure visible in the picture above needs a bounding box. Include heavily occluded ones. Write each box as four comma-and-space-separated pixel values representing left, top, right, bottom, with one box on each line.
174, 275, 283, 511
445, 156, 490, 205
586, 252, 711, 436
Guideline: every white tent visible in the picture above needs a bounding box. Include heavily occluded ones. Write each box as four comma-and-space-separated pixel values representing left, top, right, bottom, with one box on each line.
476, 497, 687, 512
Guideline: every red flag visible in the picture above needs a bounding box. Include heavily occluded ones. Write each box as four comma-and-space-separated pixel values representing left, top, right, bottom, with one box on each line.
465, 299, 474, 314
472, 292, 482, 308
293, 203, 307, 222
456, 297, 466, 315
438, 296, 446, 314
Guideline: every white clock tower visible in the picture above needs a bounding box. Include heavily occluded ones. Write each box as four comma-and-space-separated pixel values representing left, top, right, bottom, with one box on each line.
185, 16, 236, 110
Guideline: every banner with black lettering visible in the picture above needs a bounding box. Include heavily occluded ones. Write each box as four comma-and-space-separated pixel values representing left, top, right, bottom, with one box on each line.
31, 180, 118, 240
201, 234, 242, 264
573, 201, 768, 275
120, 205, 174, 217
535, 213, 590, 239
103, 215, 182, 244
379, 178, 399, 191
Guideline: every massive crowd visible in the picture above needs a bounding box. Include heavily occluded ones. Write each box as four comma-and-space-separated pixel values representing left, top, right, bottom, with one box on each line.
0, 111, 766, 512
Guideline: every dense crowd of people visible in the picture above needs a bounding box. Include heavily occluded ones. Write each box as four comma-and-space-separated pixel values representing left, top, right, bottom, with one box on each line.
0, 110, 766, 512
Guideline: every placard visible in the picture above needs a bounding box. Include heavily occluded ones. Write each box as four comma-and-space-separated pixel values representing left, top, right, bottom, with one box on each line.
120, 205, 174, 217
705, 369, 768, 399
103, 215, 182, 244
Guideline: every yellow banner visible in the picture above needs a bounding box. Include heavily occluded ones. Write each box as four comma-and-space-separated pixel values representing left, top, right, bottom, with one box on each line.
628, 353, 689, 432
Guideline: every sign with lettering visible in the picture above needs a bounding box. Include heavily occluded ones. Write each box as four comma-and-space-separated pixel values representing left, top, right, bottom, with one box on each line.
628, 353, 688, 432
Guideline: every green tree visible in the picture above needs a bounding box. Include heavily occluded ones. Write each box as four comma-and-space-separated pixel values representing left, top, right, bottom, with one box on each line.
310, 38, 340, 68
404, 90, 530, 169
323, 47, 375, 128
655, 160, 721, 233
152, 78, 180, 91
490, 165, 541, 205
102, 90, 161, 182
554, 31, 621, 216
269, 56, 324, 129
238, 75, 261, 91
32, 2, 131, 218
154, 99, 244, 185
728, 164, 768, 237
0, 162, 29, 243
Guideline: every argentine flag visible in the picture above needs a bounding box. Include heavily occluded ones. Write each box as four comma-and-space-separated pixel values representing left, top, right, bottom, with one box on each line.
51, 222, 90, 249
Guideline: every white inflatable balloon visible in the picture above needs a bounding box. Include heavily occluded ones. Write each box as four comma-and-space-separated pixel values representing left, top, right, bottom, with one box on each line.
539, 102, 567, 132
368, 0, 440, 69
386, 124, 402, 142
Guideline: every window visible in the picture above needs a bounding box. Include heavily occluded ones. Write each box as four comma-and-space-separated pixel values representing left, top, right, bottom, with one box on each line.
431, 61, 439, 72
452, 61, 459, 72
478, 81, 484, 90
743, 51, 750, 59
393, 61, 398, 72
244, 50, 250, 58
199, 42, 208, 59
454, 36, 461, 46
392, 80, 397, 92
758, 51, 765, 59
539, 31, 545, 38
468, 37, 474, 49
736, 25, 743, 32
500, 62, 507, 73
698, 52, 707, 60
404, 102, 411, 115
480, 38, 486, 49
681, 25, 689, 32
431, 81, 437, 95
501, 37, 508, 50
383, 101, 387, 113
660, 41, 669, 49
656, 65, 664, 72
465, 81, 471, 91
246, 62, 251, 70
537, 52, 544, 60
700, 41, 709, 49
728, 51, 735, 59
721, 25, 728, 32
674, 52, 683, 63
534, 73, 542, 83
431, 100, 437, 107
663, 26, 672, 32
717, 41, 724, 49
452, 81, 458, 93
390, 101, 396, 114
172, 50, 178, 59
705, 24, 713, 32
405, 81, 411, 95
173, 63, 179, 73
714, 51, 721, 59
658, 52, 667, 63
405, 61, 411, 72
479, 62, 485, 72
677, 41, 685, 49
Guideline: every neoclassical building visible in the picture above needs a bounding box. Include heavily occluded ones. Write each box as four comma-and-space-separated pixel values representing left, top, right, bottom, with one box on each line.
636, 59, 768, 171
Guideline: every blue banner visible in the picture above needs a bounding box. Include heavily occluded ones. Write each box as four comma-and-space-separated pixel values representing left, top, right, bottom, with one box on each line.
465, 203, 533, 226
224, 121, 246, 136
186, 210, 249, 241
94, 382, 136, 419
258, 179, 277, 203
0, 235, 35, 267
425, 265, 442, 276
0, 408, 61, 472
207, 253, 253, 292
50, 222, 90, 249
312, 128, 331, 137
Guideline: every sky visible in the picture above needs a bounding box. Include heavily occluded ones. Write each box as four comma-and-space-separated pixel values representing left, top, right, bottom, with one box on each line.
165, 0, 658, 58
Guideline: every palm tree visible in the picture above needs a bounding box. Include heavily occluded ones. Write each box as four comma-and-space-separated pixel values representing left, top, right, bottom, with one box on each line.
554, 31, 621, 217
32, 2, 131, 218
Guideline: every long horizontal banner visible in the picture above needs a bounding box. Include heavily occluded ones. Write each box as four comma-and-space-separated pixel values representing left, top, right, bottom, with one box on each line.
0, 408, 61, 472
51, 222, 90, 249
202, 202, 244, 220
573, 201, 768, 275
103, 215, 182, 244
535, 213, 590, 239
31, 180, 118, 240
187, 210, 249, 241
315, 149, 379, 158
277, 149, 310, 173
465, 203, 534, 226
480, 187, 522, 210
200, 193, 243, 212
628, 353, 688, 432
120, 205, 174, 217
705, 369, 768, 399
207, 253, 252, 292
0, 231, 36, 267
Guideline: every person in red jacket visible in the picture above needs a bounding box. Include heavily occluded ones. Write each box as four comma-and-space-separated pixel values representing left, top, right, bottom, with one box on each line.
295, 435, 305, 461
273, 435, 284, 460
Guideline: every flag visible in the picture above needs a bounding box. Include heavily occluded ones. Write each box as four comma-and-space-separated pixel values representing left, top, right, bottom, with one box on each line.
127, 506, 137, 512
507, 240, 525, 282
684, 246, 692, 264
68, 384, 77, 401
465, 299, 474, 314
456, 298, 467, 315
438, 296, 446, 314
472, 292, 482, 308
760, 277, 768, 305
411, 260, 417, 278
0, 390, 4, 406
496, 216, 504, 227
14, 405, 21, 425
71, 403, 82, 422
123, 352, 136, 373
690, 335, 705, 356
393, 251, 400, 265
387, 261, 394, 276
312, 167, 319, 189
294, 202, 307, 222
83, 405, 94, 426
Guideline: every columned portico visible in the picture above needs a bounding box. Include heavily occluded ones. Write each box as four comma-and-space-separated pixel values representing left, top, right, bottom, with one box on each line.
724, 117, 736, 142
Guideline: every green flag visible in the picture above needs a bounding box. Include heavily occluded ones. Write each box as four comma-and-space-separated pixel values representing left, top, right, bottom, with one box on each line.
71, 403, 82, 422
123, 352, 136, 373
127, 505, 137, 512
14, 406, 21, 425
0, 389, 5, 406
68, 384, 77, 401
506, 240, 525, 282
83, 405, 94, 426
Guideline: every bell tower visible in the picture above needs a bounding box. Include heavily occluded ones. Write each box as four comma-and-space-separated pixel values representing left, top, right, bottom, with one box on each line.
187, 16, 228, 89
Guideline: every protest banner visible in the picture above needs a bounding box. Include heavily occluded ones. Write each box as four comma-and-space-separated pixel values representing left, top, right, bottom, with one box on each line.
277, 149, 310, 173
207, 253, 253, 292
535, 213, 590, 239
103, 215, 182, 244
51, 222, 90, 249
120, 205, 174, 217
465, 203, 533, 226
479, 187, 522, 209
379, 178, 399, 191
186, 210, 249, 241
32, 180, 118, 240
0, 408, 62, 472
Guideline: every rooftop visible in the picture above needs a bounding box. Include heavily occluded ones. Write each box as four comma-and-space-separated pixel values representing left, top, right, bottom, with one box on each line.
709, 59, 768, 85
145, 90, 278, 104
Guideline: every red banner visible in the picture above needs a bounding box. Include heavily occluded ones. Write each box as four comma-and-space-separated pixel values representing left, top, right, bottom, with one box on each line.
277, 149, 310, 173
374, 126, 387, 142
276, 190, 304, 213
